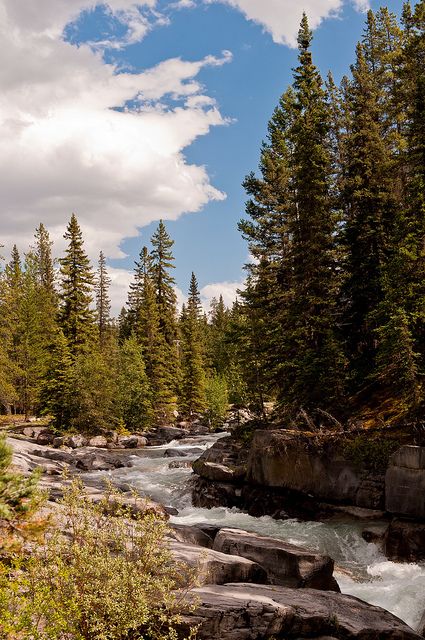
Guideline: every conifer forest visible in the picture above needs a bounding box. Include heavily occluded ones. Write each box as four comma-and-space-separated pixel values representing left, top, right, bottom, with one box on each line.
1, 3, 425, 640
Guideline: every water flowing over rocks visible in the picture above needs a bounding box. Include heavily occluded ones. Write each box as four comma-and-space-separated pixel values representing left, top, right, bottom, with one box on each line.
212, 528, 339, 591
180, 584, 422, 640
6, 427, 425, 638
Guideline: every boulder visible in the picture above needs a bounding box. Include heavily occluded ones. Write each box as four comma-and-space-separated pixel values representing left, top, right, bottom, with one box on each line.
170, 542, 267, 586
117, 435, 147, 448
169, 524, 213, 548
75, 452, 128, 472
65, 434, 87, 449
193, 460, 245, 483
385, 518, 425, 561
36, 429, 55, 446
88, 435, 108, 448
158, 426, 190, 442
164, 448, 188, 458
181, 584, 421, 640
192, 477, 241, 509
385, 446, 425, 519
213, 528, 339, 591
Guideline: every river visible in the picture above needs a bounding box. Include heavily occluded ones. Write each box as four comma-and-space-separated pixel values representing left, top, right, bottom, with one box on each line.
89, 432, 425, 631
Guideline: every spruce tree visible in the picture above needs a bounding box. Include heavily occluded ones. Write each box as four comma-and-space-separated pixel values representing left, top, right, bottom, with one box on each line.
95, 251, 112, 347
180, 273, 207, 415
136, 247, 176, 423
150, 221, 178, 345
59, 214, 95, 354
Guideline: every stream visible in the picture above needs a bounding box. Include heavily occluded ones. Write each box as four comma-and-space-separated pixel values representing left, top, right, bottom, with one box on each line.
89, 432, 425, 630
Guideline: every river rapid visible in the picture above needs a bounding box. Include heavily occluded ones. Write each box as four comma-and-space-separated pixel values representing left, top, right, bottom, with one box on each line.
89, 432, 425, 631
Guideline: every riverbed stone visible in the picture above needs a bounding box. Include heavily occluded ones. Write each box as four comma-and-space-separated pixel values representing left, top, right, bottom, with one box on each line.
88, 435, 108, 448
385, 518, 425, 561
385, 446, 425, 519
213, 528, 339, 591
180, 584, 422, 640
169, 524, 213, 548
170, 542, 267, 586
117, 435, 147, 448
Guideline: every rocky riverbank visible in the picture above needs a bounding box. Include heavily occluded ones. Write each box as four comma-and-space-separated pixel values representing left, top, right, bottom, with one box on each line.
6, 430, 425, 639
192, 428, 425, 562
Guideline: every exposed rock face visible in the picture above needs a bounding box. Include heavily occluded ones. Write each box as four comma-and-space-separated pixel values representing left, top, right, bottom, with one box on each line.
386, 446, 425, 519
212, 528, 339, 592
247, 430, 384, 510
181, 584, 421, 640
170, 542, 268, 586
117, 435, 147, 448
385, 519, 425, 561
169, 524, 214, 548
88, 435, 108, 448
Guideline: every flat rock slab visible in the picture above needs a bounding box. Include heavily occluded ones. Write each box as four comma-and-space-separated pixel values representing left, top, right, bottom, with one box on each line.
213, 528, 339, 591
170, 542, 267, 586
181, 583, 421, 640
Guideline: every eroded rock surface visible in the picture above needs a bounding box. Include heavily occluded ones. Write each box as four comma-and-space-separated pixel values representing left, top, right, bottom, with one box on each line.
181, 584, 421, 640
213, 528, 339, 591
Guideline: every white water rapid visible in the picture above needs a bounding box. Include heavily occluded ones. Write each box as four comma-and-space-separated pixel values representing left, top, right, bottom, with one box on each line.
89, 433, 425, 631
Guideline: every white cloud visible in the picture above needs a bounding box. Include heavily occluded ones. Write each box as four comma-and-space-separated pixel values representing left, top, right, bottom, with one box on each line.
108, 266, 134, 313
0, 0, 230, 261
201, 280, 244, 311
206, 0, 370, 46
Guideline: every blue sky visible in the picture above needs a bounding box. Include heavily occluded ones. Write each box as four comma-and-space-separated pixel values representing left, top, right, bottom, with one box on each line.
0, 0, 404, 311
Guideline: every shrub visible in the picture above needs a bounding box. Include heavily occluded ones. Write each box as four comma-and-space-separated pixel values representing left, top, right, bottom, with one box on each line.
205, 375, 229, 430
0, 480, 197, 640
0, 435, 46, 556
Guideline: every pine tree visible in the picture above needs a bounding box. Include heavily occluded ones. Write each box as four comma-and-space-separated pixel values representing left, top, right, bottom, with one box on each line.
95, 251, 112, 347
33, 223, 56, 295
150, 221, 178, 346
341, 41, 396, 387
150, 221, 180, 393
180, 273, 207, 415
136, 247, 176, 423
59, 214, 95, 354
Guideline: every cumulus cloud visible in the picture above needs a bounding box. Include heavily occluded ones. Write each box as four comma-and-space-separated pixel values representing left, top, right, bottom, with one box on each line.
0, 0, 230, 260
201, 280, 244, 311
206, 0, 370, 46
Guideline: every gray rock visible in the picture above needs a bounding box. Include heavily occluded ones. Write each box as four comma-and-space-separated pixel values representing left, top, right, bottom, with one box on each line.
385, 519, 425, 561
164, 448, 188, 458
117, 435, 147, 448
246, 430, 384, 509
170, 542, 267, 586
386, 446, 425, 519
88, 435, 108, 448
65, 434, 87, 449
36, 429, 55, 445
169, 524, 213, 548
158, 426, 190, 442
181, 583, 421, 640
213, 528, 339, 591
193, 460, 245, 483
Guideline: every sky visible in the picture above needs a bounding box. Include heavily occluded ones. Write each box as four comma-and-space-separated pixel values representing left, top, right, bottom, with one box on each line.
0, 0, 404, 313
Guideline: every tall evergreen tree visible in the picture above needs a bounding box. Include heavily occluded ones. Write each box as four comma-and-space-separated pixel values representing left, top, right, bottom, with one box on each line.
95, 251, 111, 347
59, 214, 95, 354
180, 273, 207, 415
136, 247, 176, 423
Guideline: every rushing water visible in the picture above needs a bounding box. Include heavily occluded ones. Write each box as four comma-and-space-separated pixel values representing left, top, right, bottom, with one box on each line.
89, 433, 425, 631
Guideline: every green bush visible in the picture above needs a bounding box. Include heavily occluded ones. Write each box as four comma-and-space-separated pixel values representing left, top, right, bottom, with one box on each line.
205, 375, 229, 430
0, 480, 197, 640
343, 435, 399, 473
